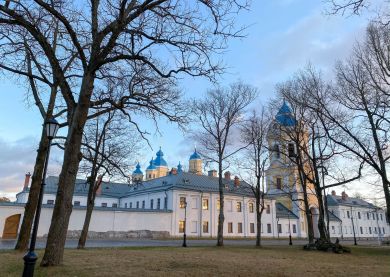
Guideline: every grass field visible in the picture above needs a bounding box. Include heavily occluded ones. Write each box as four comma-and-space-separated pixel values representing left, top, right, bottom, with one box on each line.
0, 245, 389, 276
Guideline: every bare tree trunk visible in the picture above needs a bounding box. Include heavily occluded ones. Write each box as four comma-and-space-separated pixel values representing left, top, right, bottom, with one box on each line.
314, 186, 329, 241
217, 159, 224, 247
15, 131, 49, 251
77, 176, 98, 249
256, 199, 262, 247
302, 183, 314, 243
15, 84, 57, 251
41, 75, 94, 266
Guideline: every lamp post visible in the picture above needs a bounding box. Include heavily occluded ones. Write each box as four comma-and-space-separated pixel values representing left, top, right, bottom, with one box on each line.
23, 118, 59, 277
182, 200, 187, 247
350, 206, 357, 246
288, 212, 292, 246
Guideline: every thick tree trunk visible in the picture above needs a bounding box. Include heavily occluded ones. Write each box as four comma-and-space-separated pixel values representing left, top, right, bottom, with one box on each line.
216, 160, 224, 246
314, 186, 328, 241
256, 201, 262, 247
14, 130, 49, 251
302, 184, 314, 244
77, 176, 98, 249
41, 75, 94, 266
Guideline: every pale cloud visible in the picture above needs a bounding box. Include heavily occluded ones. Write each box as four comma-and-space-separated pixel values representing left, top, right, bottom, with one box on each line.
0, 136, 62, 200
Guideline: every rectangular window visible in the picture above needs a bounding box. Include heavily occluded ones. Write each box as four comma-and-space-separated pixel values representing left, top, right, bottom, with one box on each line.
238, 223, 243, 233
288, 143, 295, 157
266, 205, 271, 214
278, 224, 282, 233
250, 223, 255, 233
276, 178, 282, 190
179, 197, 186, 208
112, 203, 118, 208
142, 200, 145, 209
125, 203, 128, 208
367, 212, 370, 220
179, 220, 185, 233
292, 224, 296, 234
380, 214, 383, 221
101, 203, 107, 207
236, 202, 242, 212
332, 226, 335, 234
267, 223, 272, 233
369, 227, 372, 234
74, 201, 80, 206
383, 227, 385, 234
347, 210, 350, 218
358, 212, 361, 219
157, 198, 161, 209
360, 226, 363, 234
150, 199, 154, 209
202, 199, 209, 210
202, 221, 209, 233
374, 227, 377, 234
129, 202, 132, 208
274, 144, 280, 159
47, 200, 54, 205
164, 197, 167, 209
376, 214, 379, 220
249, 203, 254, 213
136, 201, 139, 209
228, 222, 233, 233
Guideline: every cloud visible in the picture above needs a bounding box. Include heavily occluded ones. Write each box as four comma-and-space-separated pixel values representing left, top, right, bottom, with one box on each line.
0, 136, 62, 200
255, 10, 367, 94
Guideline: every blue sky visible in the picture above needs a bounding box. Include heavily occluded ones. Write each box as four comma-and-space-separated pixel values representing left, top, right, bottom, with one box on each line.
0, 1, 375, 199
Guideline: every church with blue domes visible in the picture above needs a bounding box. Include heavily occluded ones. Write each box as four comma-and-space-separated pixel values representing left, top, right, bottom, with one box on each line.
133, 148, 203, 182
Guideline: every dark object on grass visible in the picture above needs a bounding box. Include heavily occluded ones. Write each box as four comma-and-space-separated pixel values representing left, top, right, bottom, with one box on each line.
303, 238, 351, 254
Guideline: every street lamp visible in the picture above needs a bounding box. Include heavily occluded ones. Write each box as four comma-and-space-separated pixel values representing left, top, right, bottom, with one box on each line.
23, 118, 59, 277
288, 212, 292, 246
182, 200, 187, 247
350, 206, 357, 246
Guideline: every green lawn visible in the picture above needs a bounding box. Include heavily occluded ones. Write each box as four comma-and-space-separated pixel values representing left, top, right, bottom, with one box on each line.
1, 245, 389, 276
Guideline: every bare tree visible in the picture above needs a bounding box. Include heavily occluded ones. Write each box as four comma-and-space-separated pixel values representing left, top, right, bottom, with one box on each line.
0, 1, 250, 265
15, 43, 62, 251
327, 0, 367, 15
75, 111, 141, 249
276, 66, 363, 243
240, 109, 268, 247
298, 24, 390, 223
193, 82, 257, 246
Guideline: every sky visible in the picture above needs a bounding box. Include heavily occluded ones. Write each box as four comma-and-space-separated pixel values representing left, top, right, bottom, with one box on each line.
0, 1, 379, 200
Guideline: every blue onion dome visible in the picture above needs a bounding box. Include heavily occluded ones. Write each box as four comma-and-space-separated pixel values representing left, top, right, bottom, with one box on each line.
189, 148, 201, 160
275, 101, 297, 127
153, 147, 168, 167
177, 162, 183, 173
146, 158, 157, 170
133, 162, 143, 175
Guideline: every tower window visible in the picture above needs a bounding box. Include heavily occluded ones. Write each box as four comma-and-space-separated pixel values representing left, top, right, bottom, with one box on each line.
288, 143, 295, 157
274, 144, 281, 159
276, 178, 282, 190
